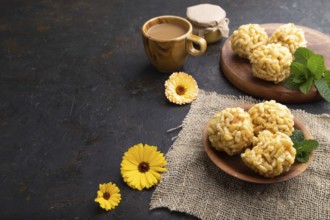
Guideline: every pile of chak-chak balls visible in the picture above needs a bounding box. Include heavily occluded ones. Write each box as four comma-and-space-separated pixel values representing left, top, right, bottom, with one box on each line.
207, 100, 296, 178
231, 23, 307, 84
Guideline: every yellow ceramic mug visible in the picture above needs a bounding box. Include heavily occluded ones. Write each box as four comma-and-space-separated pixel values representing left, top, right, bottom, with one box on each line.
142, 15, 207, 73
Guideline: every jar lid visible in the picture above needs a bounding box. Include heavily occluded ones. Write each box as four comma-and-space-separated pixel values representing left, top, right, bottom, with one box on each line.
186, 4, 226, 28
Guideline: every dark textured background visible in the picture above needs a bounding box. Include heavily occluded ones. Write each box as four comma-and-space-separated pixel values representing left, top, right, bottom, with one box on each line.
1, 0, 329, 219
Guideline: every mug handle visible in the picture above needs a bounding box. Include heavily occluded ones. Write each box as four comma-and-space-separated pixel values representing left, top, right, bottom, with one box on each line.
186, 35, 207, 56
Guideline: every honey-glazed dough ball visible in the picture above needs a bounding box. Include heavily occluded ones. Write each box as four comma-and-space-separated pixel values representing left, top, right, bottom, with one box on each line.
268, 23, 307, 54
207, 107, 254, 156
249, 43, 293, 83
241, 130, 296, 178
231, 24, 268, 59
248, 100, 294, 136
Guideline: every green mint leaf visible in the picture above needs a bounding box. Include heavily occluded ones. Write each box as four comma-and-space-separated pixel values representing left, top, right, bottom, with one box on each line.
283, 74, 300, 90
291, 62, 310, 83
299, 76, 314, 94
324, 70, 330, 87
291, 130, 319, 163
295, 140, 319, 163
293, 73, 307, 84
314, 78, 330, 102
291, 130, 305, 147
294, 47, 314, 64
296, 151, 310, 163
307, 54, 325, 80
300, 140, 319, 152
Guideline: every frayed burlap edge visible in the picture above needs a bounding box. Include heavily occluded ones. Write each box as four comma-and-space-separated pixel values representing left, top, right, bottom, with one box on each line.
150, 90, 330, 220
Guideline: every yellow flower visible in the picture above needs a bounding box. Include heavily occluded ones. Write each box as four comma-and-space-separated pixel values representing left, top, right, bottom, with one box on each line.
121, 143, 167, 191
95, 182, 121, 211
165, 72, 199, 105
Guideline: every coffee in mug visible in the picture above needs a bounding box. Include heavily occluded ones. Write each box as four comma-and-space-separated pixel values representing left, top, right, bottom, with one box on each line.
142, 15, 207, 73
146, 23, 187, 40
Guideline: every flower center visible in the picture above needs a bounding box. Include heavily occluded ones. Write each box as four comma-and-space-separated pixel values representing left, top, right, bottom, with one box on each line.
176, 85, 186, 95
138, 162, 150, 173
103, 192, 110, 200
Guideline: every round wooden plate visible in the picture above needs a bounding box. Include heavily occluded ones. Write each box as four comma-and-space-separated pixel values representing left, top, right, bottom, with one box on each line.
202, 104, 314, 184
220, 23, 330, 103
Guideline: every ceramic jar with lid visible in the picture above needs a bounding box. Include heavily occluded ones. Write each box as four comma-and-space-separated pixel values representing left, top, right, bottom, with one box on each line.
186, 4, 230, 44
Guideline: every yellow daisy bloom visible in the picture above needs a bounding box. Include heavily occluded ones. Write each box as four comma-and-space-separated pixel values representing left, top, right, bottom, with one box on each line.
121, 143, 167, 191
95, 182, 121, 211
165, 72, 199, 105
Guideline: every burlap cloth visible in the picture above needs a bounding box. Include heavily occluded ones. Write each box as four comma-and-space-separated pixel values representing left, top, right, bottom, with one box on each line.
150, 90, 330, 220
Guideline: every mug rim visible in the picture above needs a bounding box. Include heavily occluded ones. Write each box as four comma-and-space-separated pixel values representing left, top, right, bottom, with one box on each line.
142, 15, 192, 42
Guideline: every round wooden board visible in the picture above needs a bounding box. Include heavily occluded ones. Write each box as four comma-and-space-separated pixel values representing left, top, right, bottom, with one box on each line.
202, 104, 315, 184
220, 23, 330, 103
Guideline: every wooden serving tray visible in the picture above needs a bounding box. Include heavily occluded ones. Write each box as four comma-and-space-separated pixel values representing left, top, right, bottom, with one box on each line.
220, 23, 330, 103
203, 104, 314, 184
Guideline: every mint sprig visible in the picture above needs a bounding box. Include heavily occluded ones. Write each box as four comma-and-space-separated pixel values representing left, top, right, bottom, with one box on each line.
284, 47, 330, 102
290, 130, 319, 163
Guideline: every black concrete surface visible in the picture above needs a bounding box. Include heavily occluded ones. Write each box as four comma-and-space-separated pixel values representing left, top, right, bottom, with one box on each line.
1, 0, 329, 219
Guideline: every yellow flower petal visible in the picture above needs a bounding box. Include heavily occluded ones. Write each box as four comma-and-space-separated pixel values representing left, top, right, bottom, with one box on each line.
131, 174, 142, 190
140, 173, 147, 189
123, 152, 139, 166
109, 185, 119, 195
97, 191, 103, 197
148, 154, 166, 166
126, 149, 140, 164
100, 201, 106, 209
121, 170, 139, 179
125, 171, 142, 189
150, 166, 167, 172
121, 162, 138, 171
142, 145, 156, 162
138, 144, 145, 162
148, 169, 161, 180
109, 199, 118, 207
110, 195, 121, 203
99, 183, 106, 192
145, 171, 158, 185
143, 146, 163, 162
